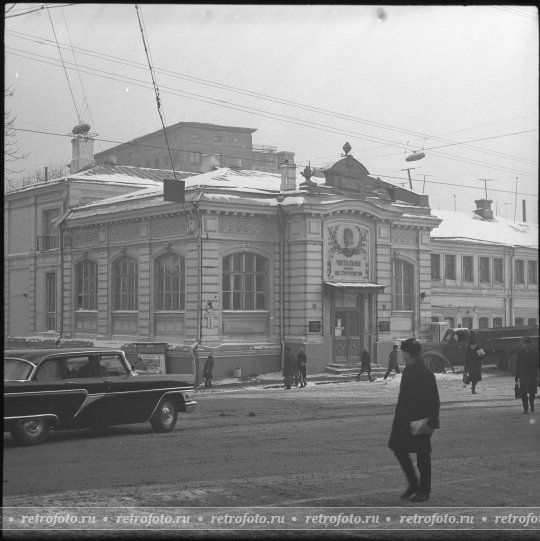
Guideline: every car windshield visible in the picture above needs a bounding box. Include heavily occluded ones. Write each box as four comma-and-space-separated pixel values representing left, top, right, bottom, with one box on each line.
4, 358, 35, 381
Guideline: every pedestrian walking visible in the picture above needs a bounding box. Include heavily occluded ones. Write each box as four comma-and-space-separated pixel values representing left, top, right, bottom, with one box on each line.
356, 349, 374, 381
464, 336, 484, 394
203, 352, 214, 388
384, 345, 400, 379
296, 346, 308, 387
515, 336, 539, 414
283, 346, 296, 389
388, 337, 440, 503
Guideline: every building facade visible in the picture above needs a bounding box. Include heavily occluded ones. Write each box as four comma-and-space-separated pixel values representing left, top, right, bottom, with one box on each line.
94, 121, 294, 174
5, 131, 538, 379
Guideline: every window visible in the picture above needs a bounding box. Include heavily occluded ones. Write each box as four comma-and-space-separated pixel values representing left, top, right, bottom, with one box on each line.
494, 258, 503, 283
39, 208, 60, 250
191, 133, 200, 140
493, 317, 503, 327
213, 135, 221, 143
479, 257, 490, 283
36, 359, 65, 381
515, 260, 525, 284
527, 261, 537, 285
155, 253, 185, 311
222, 252, 268, 310
462, 256, 473, 282
113, 257, 138, 310
445, 317, 455, 328
431, 254, 441, 280
45, 272, 56, 331
528, 318, 537, 326
515, 317, 524, 326
444, 254, 456, 280
189, 152, 201, 164
392, 259, 414, 311
76, 260, 97, 310
462, 317, 473, 329
65, 356, 97, 378
99, 354, 129, 377
479, 317, 489, 329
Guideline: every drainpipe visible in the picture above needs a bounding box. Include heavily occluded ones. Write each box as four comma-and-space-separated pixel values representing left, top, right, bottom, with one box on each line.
509, 247, 515, 325
278, 203, 285, 371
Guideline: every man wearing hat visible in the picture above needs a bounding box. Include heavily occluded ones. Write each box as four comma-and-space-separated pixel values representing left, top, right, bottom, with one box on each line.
388, 337, 440, 502
203, 351, 215, 388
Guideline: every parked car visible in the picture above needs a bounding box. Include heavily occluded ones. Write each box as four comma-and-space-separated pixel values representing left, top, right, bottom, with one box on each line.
4, 348, 196, 446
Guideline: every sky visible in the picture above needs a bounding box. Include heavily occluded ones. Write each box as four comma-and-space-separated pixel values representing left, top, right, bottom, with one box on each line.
4, 4, 539, 223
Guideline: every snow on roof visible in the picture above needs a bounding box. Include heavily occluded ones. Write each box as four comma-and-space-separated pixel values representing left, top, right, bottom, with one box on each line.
431, 209, 538, 248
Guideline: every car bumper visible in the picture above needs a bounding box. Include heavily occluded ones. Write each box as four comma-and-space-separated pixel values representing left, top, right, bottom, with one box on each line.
179, 400, 197, 414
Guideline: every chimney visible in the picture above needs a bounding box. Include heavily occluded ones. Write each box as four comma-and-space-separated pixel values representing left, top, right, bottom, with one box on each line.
279, 162, 297, 191
201, 153, 221, 173
70, 124, 95, 173
522, 200, 526, 222
473, 199, 494, 220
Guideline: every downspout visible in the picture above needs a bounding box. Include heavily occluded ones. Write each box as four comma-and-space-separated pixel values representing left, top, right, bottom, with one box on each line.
56, 190, 72, 344
278, 203, 285, 372
509, 247, 515, 325
192, 191, 204, 386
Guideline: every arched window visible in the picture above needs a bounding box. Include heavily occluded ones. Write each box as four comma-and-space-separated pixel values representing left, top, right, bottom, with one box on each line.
493, 317, 503, 327
479, 317, 489, 329
222, 252, 268, 310
76, 260, 97, 310
113, 257, 138, 310
528, 318, 537, 326
155, 253, 185, 310
392, 259, 414, 311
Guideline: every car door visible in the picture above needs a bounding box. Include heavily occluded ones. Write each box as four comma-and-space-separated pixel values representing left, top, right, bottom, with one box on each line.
62, 354, 108, 428
99, 353, 157, 426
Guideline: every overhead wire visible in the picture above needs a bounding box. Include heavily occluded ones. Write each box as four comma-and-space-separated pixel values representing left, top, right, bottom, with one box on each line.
6, 45, 538, 180
5, 29, 538, 168
59, 5, 103, 153
45, 4, 81, 124
135, 4, 193, 234
11, 126, 538, 199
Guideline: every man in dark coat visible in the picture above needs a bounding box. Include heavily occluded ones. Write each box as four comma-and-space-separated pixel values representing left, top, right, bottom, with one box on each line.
388, 337, 440, 502
203, 352, 214, 388
515, 336, 539, 414
283, 347, 296, 389
356, 349, 374, 382
464, 340, 484, 395
296, 347, 308, 387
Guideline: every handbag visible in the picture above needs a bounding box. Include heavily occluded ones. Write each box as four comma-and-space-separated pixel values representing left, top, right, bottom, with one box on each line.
515, 382, 522, 399
409, 417, 434, 436
463, 373, 470, 385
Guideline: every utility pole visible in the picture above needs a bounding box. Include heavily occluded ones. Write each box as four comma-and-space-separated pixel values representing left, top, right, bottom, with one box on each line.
477, 178, 496, 199
414, 173, 435, 194
399, 167, 420, 190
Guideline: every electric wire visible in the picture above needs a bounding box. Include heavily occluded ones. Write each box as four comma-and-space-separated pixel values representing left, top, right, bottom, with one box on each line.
6, 46, 538, 180
11, 127, 539, 199
5, 29, 538, 168
45, 5, 81, 124
135, 4, 193, 234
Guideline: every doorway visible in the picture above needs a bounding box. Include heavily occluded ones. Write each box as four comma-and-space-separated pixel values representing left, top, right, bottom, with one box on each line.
331, 289, 374, 364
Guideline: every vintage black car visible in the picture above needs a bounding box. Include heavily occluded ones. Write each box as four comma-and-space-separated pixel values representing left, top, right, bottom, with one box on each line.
4, 348, 196, 445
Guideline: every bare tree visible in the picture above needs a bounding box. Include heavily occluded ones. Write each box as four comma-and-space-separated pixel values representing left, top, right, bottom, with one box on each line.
4, 86, 29, 190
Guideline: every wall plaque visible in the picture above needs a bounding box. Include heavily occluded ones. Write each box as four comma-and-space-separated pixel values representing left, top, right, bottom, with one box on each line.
309, 321, 321, 333
378, 321, 390, 332
325, 223, 370, 281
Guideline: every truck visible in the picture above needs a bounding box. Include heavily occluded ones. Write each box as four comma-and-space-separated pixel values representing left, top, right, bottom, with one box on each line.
421, 323, 539, 374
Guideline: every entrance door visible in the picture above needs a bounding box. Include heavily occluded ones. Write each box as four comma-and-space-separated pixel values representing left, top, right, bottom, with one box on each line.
334, 308, 361, 364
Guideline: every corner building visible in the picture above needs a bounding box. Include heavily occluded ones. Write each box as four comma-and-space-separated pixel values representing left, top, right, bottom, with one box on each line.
56, 145, 441, 377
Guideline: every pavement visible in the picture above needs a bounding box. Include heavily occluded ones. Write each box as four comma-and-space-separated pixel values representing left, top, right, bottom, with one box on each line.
196, 364, 484, 392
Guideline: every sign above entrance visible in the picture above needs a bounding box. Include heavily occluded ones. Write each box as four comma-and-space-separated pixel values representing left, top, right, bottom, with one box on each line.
324, 281, 385, 292
325, 223, 370, 281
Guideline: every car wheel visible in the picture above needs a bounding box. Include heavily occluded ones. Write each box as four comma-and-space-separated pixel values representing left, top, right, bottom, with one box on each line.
150, 399, 178, 433
11, 418, 50, 446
